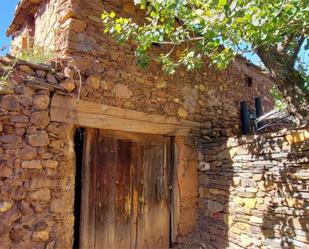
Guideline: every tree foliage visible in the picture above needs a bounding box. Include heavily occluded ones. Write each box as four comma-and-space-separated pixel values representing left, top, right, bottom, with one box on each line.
102, 0, 309, 122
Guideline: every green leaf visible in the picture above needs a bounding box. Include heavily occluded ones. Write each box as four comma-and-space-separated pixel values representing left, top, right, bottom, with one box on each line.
101, 13, 108, 20
218, 0, 227, 8
101, 0, 309, 95
109, 11, 116, 18
134, 0, 147, 9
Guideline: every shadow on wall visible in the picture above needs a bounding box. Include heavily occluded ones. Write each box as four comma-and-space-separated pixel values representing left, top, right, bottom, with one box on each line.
173, 133, 234, 249
197, 135, 233, 249
250, 133, 309, 249
174, 128, 309, 249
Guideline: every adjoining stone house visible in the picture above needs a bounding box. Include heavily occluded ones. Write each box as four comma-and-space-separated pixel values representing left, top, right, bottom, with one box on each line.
1, 0, 307, 249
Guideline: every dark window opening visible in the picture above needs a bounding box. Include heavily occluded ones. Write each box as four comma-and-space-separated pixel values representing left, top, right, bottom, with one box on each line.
244, 75, 253, 87
73, 128, 85, 249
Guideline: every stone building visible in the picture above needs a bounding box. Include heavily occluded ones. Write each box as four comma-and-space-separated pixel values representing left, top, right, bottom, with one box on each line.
1, 0, 308, 249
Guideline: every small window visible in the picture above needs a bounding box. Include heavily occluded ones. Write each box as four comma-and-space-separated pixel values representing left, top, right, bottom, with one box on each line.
20, 16, 35, 51
244, 75, 253, 87
21, 36, 28, 50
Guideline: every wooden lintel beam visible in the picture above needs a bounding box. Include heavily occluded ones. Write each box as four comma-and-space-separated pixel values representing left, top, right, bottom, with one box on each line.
50, 94, 201, 136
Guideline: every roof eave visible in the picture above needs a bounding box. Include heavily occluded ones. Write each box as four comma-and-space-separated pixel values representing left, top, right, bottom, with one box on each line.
6, 0, 42, 36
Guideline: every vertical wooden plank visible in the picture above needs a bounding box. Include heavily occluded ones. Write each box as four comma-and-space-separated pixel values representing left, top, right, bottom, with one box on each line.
95, 134, 115, 249
164, 136, 172, 246
130, 142, 138, 249
80, 129, 96, 249
108, 138, 116, 249
143, 143, 170, 249
136, 144, 145, 249
163, 137, 171, 248
91, 131, 99, 249
114, 139, 132, 249
171, 138, 180, 243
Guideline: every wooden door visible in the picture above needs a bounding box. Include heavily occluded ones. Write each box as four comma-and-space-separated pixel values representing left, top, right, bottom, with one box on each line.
80, 129, 171, 249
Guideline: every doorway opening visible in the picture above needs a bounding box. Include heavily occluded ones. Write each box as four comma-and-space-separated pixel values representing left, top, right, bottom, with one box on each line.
79, 129, 173, 249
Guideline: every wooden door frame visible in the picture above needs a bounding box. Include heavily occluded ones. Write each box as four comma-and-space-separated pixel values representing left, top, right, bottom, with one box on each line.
79, 129, 96, 249
49, 95, 199, 248
79, 129, 180, 249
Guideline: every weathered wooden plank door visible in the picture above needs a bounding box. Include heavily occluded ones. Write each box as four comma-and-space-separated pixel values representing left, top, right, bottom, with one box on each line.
80, 129, 171, 249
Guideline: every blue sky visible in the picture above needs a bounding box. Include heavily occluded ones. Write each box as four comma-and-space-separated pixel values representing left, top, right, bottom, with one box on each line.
0, 0, 19, 55
0, 0, 307, 70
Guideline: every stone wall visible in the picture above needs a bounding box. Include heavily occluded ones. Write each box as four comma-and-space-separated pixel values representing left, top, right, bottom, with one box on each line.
1, 55, 308, 249
55, 0, 273, 128
10, 21, 34, 53
0, 59, 75, 249
7, 0, 275, 135
9, 0, 70, 55
0, 56, 201, 248
196, 128, 309, 249
34, 0, 67, 51
4, 0, 309, 245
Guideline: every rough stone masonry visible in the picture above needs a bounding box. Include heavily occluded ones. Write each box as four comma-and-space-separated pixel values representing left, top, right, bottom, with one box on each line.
1, 0, 308, 249
0, 58, 75, 249
195, 128, 309, 249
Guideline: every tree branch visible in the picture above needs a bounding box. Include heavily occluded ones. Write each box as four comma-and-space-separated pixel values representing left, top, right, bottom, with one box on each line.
257, 45, 309, 124
153, 36, 204, 45
282, 33, 295, 52
289, 35, 305, 66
